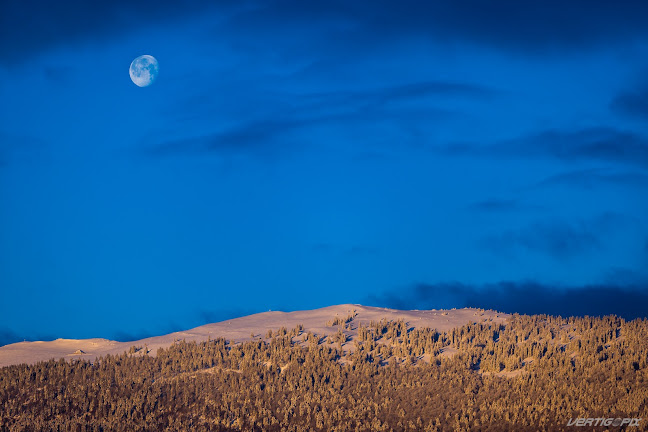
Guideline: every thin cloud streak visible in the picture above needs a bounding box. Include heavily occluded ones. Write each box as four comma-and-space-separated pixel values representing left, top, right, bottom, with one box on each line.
146, 79, 481, 158
467, 198, 540, 213
443, 127, 648, 169
531, 168, 648, 190
611, 88, 648, 120
481, 221, 601, 259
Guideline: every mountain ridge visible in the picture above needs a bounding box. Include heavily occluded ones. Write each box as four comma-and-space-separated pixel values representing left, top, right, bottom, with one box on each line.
0, 304, 507, 368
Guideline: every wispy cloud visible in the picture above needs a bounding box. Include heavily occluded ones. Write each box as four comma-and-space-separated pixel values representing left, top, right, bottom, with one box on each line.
480, 213, 635, 260
444, 127, 648, 169
481, 220, 601, 259
300, 80, 494, 111
145, 118, 306, 158
149, 79, 488, 158
610, 87, 648, 120
467, 198, 541, 213
531, 168, 648, 190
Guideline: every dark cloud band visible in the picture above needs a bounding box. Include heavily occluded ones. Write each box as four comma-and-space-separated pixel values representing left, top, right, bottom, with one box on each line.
368, 280, 648, 320
3, 0, 648, 65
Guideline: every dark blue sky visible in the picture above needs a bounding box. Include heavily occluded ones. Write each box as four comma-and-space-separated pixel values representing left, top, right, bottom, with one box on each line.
1, 1, 648, 344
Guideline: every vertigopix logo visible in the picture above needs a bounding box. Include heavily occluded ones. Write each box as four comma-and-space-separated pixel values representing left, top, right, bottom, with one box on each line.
567, 418, 641, 427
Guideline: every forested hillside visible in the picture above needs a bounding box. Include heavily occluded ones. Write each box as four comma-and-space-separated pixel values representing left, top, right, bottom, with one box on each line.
1, 313, 647, 431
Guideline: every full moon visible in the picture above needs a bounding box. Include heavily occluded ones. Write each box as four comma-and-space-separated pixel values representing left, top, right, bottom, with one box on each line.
129, 55, 158, 87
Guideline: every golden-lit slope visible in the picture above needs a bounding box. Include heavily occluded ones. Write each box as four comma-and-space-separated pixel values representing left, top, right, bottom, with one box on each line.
0, 304, 507, 367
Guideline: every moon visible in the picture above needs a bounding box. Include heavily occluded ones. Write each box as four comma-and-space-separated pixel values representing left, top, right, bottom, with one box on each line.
129, 55, 158, 87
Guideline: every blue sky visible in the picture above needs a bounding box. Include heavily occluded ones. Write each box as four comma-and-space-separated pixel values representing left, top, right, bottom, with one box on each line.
1, 0, 648, 344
